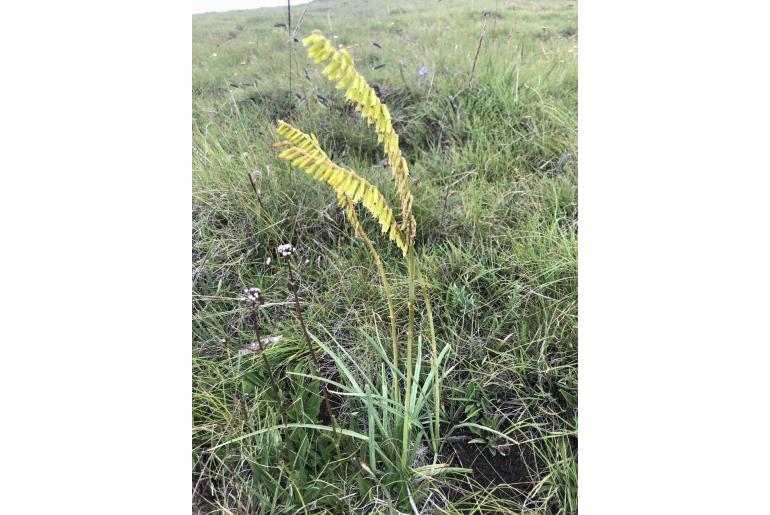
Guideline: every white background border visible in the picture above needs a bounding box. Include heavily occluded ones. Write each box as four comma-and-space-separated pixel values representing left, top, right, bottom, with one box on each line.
1, 0, 768, 512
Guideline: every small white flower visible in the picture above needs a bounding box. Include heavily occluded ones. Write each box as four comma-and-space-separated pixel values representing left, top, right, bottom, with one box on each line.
242, 287, 263, 305
211, 53, 217, 57
338, 44, 343, 48
277, 243, 295, 257
304, 258, 310, 265
333, 35, 338, 39
266, 257, 272, 265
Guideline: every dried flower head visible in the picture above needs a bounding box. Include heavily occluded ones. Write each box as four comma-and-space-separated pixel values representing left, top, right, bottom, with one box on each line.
277, 243, 295, 257
242, 287, 264, 305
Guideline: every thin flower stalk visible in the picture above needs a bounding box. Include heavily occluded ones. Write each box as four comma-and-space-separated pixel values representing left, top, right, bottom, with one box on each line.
402, 248, 417, 466
243, 288, 289, 431
280, 246, 341, 447
343, 195, 400, 405
253, 310, 290, 430
415, 264, 440, 457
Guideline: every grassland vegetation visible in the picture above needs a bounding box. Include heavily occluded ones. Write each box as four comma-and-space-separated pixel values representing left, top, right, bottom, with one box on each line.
193, 0, 577, 512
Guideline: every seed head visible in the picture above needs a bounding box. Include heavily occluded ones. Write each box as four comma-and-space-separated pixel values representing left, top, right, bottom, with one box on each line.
242, 287, 264, 305
277, 243, 295, 258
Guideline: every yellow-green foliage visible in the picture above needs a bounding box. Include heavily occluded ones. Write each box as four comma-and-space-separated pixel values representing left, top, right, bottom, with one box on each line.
275, 120, 408, 255
302, 30, 416, 246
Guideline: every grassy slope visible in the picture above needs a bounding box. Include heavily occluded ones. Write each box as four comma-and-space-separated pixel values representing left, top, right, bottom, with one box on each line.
193, 0, 577, 512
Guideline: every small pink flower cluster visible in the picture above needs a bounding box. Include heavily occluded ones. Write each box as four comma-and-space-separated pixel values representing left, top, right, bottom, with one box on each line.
277, 243, 295, 257
242, 287, 263, 305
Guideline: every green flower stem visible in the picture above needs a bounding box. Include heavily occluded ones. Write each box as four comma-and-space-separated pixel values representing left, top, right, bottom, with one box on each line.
415, 261, 440, 457
347, 197, 400, 406
402, 247, 416, 467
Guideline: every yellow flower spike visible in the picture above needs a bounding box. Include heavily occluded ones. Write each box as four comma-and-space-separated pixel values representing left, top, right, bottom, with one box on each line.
353, 181, 367, 202
294, 32, 436, 465
274, 122, 408, 255
287, 31, 421, 251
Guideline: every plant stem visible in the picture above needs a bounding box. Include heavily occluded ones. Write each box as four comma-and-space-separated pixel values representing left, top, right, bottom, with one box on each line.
290, 0, 313, 40
246, 171, 267, 214
468, 14, 489, 85
346, 196, 400, 404
415, 261, 440, 458
366, 237, 400, 404
252, 308, 289, 431
402, 247, 416, 467
287, 0, 292, 97
514, 44, 522, 104
285, 258, 341, 445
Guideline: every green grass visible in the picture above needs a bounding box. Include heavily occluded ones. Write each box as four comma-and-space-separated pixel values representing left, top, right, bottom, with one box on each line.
193, 0, 577, 512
